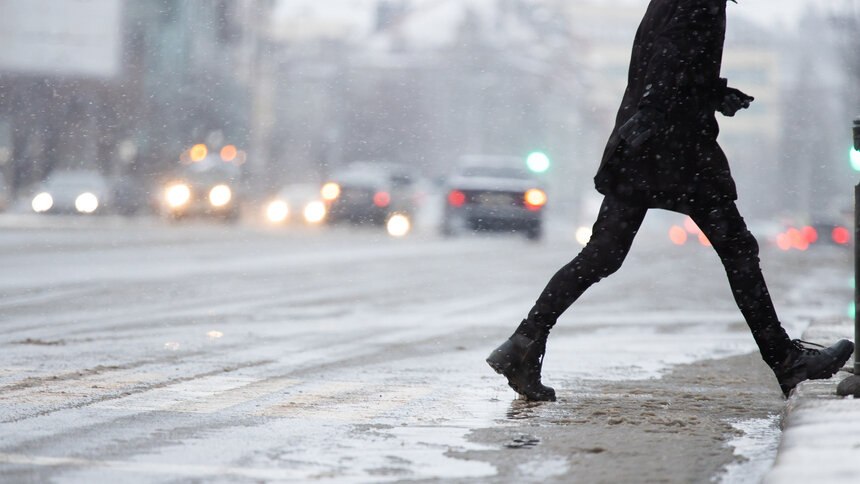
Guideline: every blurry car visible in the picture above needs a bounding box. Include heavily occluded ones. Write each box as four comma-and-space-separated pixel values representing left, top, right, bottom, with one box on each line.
441, 156, 547, 240
31, 169, 111, 215
264, 183, 328, 226
322, 161, 419, 233
773, 219, 852, 251
160, 156, 242, 221
112, 176, 154, 216
0, 172, 9, 212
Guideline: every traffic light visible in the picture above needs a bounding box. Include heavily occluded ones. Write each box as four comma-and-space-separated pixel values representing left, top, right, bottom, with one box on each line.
526, 151, 550, 173
853, 117, 860, 150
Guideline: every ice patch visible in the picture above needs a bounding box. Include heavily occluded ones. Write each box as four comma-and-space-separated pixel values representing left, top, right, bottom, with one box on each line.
719, 415, 781, 484
516, 456, 569, 479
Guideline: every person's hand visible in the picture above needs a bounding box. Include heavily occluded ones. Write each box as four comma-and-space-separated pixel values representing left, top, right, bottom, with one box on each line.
618, 107, 664, 148
718, 87, 754, 116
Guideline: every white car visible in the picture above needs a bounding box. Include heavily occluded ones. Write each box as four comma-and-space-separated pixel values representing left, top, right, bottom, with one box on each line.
31, 170, 110, 215
265, 183, 327, 225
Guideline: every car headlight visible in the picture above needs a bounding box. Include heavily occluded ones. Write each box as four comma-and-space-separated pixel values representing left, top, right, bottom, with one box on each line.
209, 184, 232, 207
32, 192, 53, 213
321, 183, 340, 201
267, 200, 288, 223
524, 189, 547, 211
166, 184, 191, 208
387, 214, 410, 237
304, 201, 326, 223
75, 192, 99, 213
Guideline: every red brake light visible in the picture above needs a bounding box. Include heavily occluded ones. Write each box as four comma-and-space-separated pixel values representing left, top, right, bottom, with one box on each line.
802, 226, 818, 244
777, 233, 791, 251
833, 226, 851, 245
669, 225, 687, 245
524, 189, 546, 211
373, 191, 391, 207
448, 190, 466, 207
787, 227, 808, 251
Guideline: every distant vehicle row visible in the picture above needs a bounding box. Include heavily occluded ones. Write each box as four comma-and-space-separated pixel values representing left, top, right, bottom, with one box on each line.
13, 157, 551, 241
264, 161, 418, 237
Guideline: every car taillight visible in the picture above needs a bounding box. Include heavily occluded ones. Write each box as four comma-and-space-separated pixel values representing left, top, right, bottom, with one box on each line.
833, 226, 851, 245
524, 189, 546, 211
448, 190, 466, 207
802, 226, 818, 244
373, 191, 391, 207
669, 225, 687, 245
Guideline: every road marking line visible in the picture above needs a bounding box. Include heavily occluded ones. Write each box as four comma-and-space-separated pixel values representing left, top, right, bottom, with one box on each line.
0, 453, 309, 480
95, 376, 299, 413
0, 371, 162, 406
0, 366, 34, 377
260, 381, 434, 421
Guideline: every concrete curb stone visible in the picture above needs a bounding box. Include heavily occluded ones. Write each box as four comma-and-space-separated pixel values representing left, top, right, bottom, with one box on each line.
762, 317, 859, 483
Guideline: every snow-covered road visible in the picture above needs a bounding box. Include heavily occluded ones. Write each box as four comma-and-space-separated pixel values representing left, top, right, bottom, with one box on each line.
0, 214, 852, 482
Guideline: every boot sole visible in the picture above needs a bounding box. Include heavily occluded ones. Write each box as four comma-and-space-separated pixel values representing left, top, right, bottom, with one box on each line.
486, 356, 556, 402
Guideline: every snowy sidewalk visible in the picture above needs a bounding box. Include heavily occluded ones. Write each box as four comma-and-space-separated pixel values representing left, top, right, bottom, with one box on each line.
763, 318, 860, 483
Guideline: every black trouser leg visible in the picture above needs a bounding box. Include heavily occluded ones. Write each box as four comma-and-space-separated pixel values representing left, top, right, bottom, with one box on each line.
516, 196, 647, 340
688, 202, 791, 367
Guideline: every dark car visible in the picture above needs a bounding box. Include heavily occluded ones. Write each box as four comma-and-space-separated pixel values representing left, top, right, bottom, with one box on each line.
159, 156, 242, 221
441, 156, 547, 240
322, 161, 418, 230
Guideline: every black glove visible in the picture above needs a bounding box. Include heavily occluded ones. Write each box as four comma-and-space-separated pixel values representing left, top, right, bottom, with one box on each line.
618, 107, 664, 149
718, 87, 754, 117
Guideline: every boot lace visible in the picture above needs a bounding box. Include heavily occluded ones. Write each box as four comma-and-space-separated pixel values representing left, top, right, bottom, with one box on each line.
790, 339, 824, 355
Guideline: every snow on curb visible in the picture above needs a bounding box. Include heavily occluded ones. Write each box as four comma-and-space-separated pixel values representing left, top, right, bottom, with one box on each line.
762, 318, 859, 484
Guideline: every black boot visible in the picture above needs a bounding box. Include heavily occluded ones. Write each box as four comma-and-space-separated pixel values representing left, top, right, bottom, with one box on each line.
486, 333, 556, 401
772, 339, 854, 397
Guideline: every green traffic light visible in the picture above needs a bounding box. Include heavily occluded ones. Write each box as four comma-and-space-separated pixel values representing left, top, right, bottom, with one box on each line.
526, 152, 550, 173
851, 146, 860, 171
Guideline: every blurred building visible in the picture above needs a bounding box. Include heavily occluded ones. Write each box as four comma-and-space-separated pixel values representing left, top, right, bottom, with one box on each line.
0, 0, 124, 193
777, 8, 857, 222
0, 0, 273, 196
0, 0, 853, 222
264, 0, 591, 215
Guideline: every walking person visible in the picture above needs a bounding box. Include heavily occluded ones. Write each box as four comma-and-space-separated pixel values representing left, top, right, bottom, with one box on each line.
486, 0, 854, 401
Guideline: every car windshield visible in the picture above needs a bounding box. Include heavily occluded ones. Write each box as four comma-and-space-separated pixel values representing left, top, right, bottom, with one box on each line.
460, 166, 531, 179
47, 172, 105, 190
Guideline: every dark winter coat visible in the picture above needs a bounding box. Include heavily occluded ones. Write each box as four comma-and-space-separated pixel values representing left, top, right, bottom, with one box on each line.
594, 0, 737, 211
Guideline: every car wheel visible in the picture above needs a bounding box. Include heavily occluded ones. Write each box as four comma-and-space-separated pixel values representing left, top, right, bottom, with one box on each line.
441, 214, 467, 238
441, 219, 456, 237
525, 224, 542, 241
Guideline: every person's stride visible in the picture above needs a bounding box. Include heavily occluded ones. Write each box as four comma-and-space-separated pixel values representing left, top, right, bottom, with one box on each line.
486, 0, 854, 401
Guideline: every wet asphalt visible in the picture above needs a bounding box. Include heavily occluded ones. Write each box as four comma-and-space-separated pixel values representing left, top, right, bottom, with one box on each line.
0, 213, 852, 482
